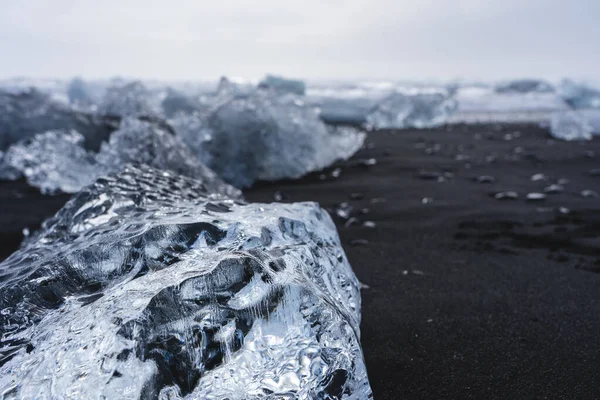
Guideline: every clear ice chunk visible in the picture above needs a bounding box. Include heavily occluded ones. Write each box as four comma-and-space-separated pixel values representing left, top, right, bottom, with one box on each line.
0, 88, 118, 151
1, 118, 238, 196
258, 74, 306, 96
0, 165, 372, 399
549, 111, 593, 141
171, 90, 365, 188
366, 90, 457, 129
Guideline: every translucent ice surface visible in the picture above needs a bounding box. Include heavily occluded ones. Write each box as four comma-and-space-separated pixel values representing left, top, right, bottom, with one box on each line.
557, 80, 600, 109
1, 118, 237, 196
549, 111, 593, 141
366, 90, 457, 129
172, 90, 365, 188
0, 165, 371, 399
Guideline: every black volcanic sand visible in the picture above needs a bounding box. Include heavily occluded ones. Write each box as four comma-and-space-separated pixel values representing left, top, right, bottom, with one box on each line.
1, 123, 600, 399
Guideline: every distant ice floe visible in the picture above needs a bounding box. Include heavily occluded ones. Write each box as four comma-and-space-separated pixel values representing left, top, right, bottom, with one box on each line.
171, 88, 365, 188
494, 79, 555, 94
98, 81, 162, 117
258, 74, 306, 96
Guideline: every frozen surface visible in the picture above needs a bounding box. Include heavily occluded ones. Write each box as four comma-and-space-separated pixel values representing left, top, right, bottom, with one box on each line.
366, 90, 458, 129
172, 90, 365, 188
0, 88, 119, 151
549, 111, 593, 141
1, 118, 236, 196
0, 165, 371, 399
258, 75, 306, 96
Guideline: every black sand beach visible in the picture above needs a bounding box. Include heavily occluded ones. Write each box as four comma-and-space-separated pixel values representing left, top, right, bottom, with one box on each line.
2, 124, 599, 399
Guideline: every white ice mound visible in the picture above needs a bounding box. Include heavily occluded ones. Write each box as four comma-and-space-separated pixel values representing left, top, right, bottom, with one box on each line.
1, 118, 237, 196
99, 81, 161, 117
0, 165, 372, 399
549, 111, 593, 141
0, 88, 118, 151
366, 90, 457, 129
172, 90, 365, 188
258, 75, 306, 96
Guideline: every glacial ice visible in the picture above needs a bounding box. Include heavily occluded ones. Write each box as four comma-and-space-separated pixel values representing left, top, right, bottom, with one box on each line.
0, 165, 372, 399
557, 80, 600, 109
258, 75, 306, 96
0, 88, 119, 151
366, 90, 457, 129
171, 90, 365, 188
549, 111, 593, 141
1, 118, 237, 196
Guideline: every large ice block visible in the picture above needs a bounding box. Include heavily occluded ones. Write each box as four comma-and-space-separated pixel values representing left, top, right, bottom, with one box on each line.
549, 111, 593, 141
557, 80, 600, 109
99, 81, 161, 117
0, 165, 371, 399
171, 90, 365, 188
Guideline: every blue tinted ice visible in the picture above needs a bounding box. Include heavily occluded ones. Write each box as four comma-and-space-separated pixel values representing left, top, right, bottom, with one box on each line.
258, 75, 306, 96
549, 111, 593, 141
0, 165, 371, 399
99, 81, 161, 117
171, 90, 365, 188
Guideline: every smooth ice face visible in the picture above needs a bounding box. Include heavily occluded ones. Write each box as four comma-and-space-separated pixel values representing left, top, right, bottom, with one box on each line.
0, 165, 372, 400
550, 111, 593, 141
366, 90, 457, 129
171, 90, 365, 188
1, 118, 238, 196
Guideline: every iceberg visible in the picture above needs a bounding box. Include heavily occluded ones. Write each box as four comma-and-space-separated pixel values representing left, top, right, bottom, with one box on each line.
161, 88, 204, 118
1, 118, 236, 196
0, 88, 119, 151
549, 111, 593, 141
366, 90, 457, 129
0, 165, 371, 399
171, 90, 365, 188
258, 75, 306, 96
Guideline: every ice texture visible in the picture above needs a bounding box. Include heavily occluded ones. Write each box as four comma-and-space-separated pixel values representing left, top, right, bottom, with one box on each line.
258, 75, 306, 96
0, 165, 371, 399
549, 111, 593, 141
366, 91, 457, 129
0, 88, 119, 151
1, 118, 237, 196
172, 90, 365, 188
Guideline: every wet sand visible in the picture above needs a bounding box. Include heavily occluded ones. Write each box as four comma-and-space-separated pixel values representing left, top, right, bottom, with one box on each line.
2, 123, 600, 399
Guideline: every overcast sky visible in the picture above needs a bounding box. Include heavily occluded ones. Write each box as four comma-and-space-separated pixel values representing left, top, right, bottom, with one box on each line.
1, 0, 598, 82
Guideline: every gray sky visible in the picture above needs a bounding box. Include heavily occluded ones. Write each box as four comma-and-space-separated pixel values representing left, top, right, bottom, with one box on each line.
1, 0, 598, 82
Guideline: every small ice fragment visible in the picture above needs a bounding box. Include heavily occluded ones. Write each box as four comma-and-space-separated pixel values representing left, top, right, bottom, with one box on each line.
495, 191, 519, 200
558, 207, 571, 214
412, 270, 425, 276
476, 175, 496, 184
421, 197, 434, 204
418, 170, 442, 180
344, 217, 360, 228
581, 189, 599, 198
331, 168, 342, 178
350, 192, 365, 200
273, 191, 284, 202
526, 193, 546, 201
544, 184, 564, 194
531, 173, 547, 182
362, 221, 376, 228
549, 111, 593, 141
350, 239, 370, 246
